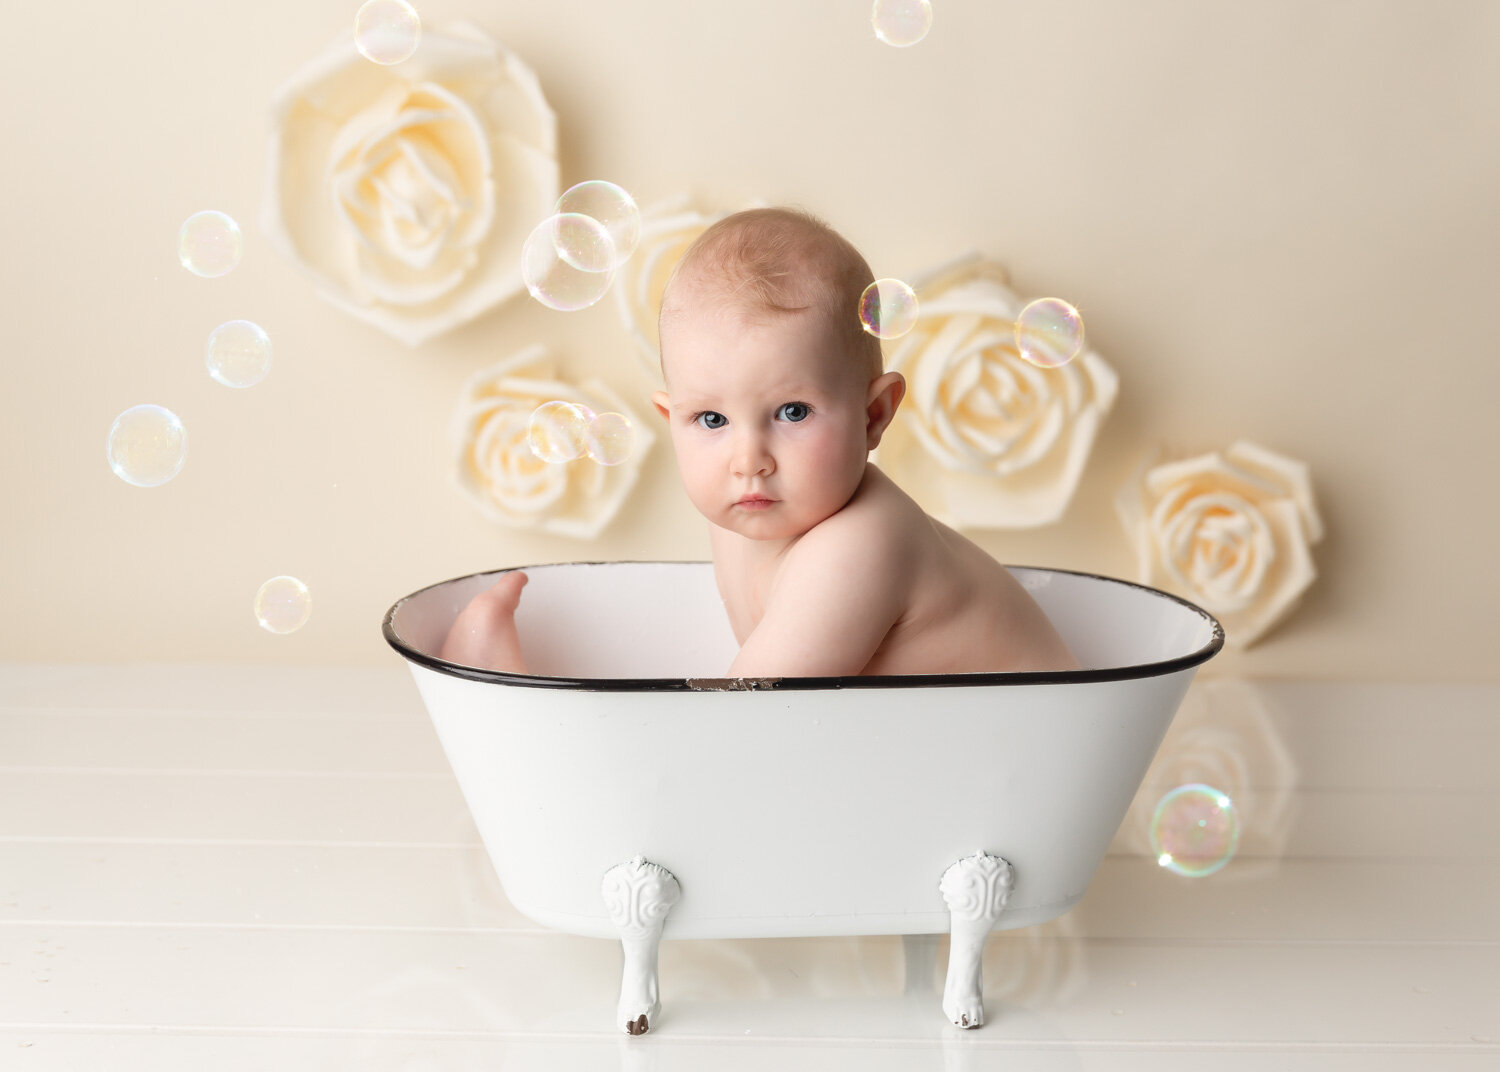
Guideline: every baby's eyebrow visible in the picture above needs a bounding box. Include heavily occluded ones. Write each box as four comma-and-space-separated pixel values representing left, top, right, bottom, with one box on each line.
674, 384, 822, 406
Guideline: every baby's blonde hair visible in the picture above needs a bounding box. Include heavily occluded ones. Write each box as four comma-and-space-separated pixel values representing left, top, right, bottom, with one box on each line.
658, 207, 883, 387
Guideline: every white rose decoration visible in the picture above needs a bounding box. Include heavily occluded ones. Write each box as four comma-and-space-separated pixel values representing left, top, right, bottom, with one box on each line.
452, 344, 655, 539
871, 254, 1120, 529
614, 197, 726, 378
1116, 440, 1323, 648
262, 23, 557, 345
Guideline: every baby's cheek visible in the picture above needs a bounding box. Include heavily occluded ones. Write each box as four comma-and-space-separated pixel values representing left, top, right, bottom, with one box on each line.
806, 428, 857, 469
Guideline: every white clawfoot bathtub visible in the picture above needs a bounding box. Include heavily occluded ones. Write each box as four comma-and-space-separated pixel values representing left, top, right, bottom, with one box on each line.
383, 560, 1223, 1034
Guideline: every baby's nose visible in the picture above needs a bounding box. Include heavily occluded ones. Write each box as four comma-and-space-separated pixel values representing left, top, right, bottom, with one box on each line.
731, 434, 774, 477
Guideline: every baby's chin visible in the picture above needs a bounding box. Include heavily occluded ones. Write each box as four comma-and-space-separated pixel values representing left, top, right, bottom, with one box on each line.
711, 504, 826, 542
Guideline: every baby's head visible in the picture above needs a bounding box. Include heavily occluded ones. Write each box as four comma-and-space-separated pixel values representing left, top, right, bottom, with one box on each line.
650, 207, 906, 542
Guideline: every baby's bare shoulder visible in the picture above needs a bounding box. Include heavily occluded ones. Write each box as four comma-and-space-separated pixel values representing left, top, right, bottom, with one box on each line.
832, 465, 944, 547
802, 467, 919, 546
775, 467, 936, 594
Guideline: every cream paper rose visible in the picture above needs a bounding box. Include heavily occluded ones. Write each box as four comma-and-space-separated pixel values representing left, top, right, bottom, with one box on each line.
262, 23, 557, 346
614, 197, 727, 378
452, 344, 654, 539
871, 255, 1120, 529
1116, 440, 1323, 648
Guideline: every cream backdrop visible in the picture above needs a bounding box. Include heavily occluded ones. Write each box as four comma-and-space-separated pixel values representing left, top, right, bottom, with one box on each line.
3, 0, 1496, 679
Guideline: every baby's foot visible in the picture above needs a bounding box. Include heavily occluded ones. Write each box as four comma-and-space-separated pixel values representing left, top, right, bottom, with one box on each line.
439, 572, 529, 672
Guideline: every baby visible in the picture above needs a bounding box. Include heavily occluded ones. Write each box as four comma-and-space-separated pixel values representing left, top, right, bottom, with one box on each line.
441, 207, 1079, 677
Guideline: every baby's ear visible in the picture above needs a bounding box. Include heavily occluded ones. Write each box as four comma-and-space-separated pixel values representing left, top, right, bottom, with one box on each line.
650, 390, 671, 422
864, 372, 906, 449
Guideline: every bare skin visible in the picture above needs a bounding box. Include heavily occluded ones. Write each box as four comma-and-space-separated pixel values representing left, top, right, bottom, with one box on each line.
439, 277, 1078, 677
708, 463, 1079, 675
439, 570, 528, 670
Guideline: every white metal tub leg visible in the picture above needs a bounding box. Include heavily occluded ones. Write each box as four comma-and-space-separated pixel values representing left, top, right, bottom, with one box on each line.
939, 851, 1014, 1028
601, 855, 682, 1035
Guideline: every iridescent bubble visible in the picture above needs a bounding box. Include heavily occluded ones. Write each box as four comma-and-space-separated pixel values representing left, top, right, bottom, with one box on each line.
178, 211, 242, 278
255, 576, 312, 634
354, 0, 421, 65
1150, 783, 1241, 877
206, 320, 273, 388
1015, 297, 1085, 369
528, 400, 594, 463
522, 213, 617, 311
107, 404, 186, 487
584, 411, 636, 466
858, 278, 919, 339
556, 181, 641, 269
872, 0, 933, 47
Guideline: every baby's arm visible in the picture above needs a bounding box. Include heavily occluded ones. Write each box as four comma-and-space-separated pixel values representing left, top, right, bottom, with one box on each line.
726, 521, 904, 678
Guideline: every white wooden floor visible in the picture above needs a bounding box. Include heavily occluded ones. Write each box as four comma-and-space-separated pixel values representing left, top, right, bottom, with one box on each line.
2, 665, 1496, 1070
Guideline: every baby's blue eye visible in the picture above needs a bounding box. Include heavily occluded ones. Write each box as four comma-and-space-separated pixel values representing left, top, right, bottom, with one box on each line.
691, 405, 809, 429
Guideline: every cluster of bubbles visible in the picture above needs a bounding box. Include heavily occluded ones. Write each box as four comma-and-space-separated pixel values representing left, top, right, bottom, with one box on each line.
1015, 297, 1086, 369
1149, 783, 1241, 877
131, 4, 1083, 640
859, 278, 920, 340
528, 401, 636, 467
110, 211, 305, 633
520, 181, 642, 466
872, 0, 933, 48
354, 0, 421, 65
523, 181, 641, 311
115, 213, 277, 484
856, 279, 1085, 368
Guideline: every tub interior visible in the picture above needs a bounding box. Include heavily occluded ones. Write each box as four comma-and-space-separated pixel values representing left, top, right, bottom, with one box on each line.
388, 562, 1217, 679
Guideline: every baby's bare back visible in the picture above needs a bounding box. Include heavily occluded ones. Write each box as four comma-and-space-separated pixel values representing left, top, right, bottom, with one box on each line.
714, 464, 1080, 675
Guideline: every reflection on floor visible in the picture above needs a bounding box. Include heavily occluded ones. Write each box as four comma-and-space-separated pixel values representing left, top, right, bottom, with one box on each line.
2, 666, 1496, 1070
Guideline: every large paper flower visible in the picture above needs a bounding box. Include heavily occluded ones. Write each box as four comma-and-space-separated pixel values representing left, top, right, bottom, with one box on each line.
1116, 440, 1323, 647
614, 198, 726, 378
262, 23, 557, 345
871, 255, 1119, 529
452, 344, 654, 539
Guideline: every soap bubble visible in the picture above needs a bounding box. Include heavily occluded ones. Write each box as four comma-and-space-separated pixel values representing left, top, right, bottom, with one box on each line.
355, 0, 421, 65
206, 320, 273, 388
583, 411, 636, 466
1150, 783, 1240, 877
178, 211, 242, 278
522, 213, 617, 311
255, 576, 312, 634
528, 400, 594, 463
1015, 298, 1085, 369
859, 278, 919, 339
556, 181, 641, 269
872, 0, 933, 47
107, 404, 186, 487
531, 403, 636, 466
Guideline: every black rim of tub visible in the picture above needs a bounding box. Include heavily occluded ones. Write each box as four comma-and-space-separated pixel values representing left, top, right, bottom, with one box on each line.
383, 560, 1226, 691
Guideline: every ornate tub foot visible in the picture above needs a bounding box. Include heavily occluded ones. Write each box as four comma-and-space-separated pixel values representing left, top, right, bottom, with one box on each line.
601, 855, 681, 1035
939, 850, 1014, 1029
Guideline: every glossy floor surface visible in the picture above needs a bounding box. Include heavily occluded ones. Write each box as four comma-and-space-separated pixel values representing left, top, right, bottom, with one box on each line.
2, 665, 1496, 1070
